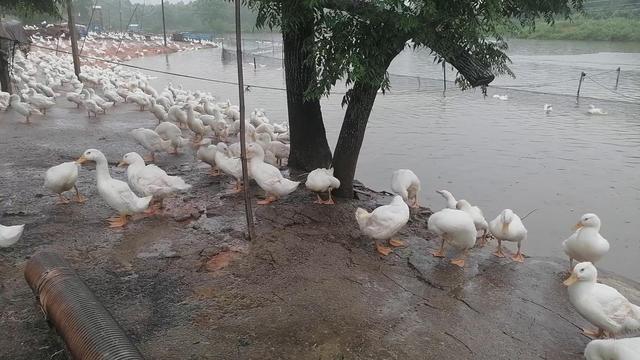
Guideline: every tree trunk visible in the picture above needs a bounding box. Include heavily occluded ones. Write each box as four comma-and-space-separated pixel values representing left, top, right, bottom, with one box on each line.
281, 9, 332, 171
332, 81, 381, 198
0, 55, 9, 93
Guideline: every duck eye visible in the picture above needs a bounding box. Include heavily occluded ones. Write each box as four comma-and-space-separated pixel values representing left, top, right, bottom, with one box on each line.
580, 269, 584, 273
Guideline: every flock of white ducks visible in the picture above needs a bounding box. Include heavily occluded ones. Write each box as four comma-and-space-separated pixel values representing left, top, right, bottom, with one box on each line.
0, 36, 635, 358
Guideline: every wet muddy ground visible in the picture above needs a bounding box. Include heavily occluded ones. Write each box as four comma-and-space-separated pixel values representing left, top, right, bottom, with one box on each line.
1, 101, 639, 359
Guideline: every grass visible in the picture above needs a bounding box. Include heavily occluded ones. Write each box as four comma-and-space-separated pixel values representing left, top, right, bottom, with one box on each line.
511, 17, 640, 42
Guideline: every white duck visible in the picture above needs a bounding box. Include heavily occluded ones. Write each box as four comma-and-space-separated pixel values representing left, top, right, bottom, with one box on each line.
427, 208, 477, 267
488, 209, 527, 262
493, 94, 508, 101
588, 105, 607, 115
44, 161, 85, 204
155, 122, 186, 154
544, 104, 553, 114
215, 142, 243, 191
456, 199, 489, 245
131, 128, 171, 162
562, 213, 610, 271
76, 149, 152, 228
26, 88, 55, 114
246, 143, 299, 205
10, 94, 42, 123
585, 337, 640, 360
119, 152, 191, 212
126, 93, 149, 111
0, 224, 25, 248
355, 195, 410, 256
167, 105, 188, 128
436, 189, 457, 209
391, 169, 421, 208
564, 262, 640, 338
305, 168, 340, 204
0, 91, 10, 110
196, 138, 219, 176
66, 91, 84, 108
267, 141, 290, 168
149, 98, 168, 123
82, 91, 104, 117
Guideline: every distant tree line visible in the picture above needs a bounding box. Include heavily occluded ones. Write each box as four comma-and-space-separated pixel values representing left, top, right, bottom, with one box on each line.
3, 0, 259, 34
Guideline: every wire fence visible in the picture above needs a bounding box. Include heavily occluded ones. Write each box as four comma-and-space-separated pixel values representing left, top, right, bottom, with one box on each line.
219, 42, 640, 103
8, 34, 640, 104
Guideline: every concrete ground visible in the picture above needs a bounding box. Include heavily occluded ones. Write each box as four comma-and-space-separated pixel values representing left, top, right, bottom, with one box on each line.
1, 100, 639, 359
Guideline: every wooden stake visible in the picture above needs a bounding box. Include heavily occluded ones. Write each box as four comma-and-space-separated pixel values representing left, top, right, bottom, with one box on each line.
161, 0, 167, 46
234, 0, 255, 241
615, 67, 620, 90
66, 0, 81, 78
576, 71, 586, 102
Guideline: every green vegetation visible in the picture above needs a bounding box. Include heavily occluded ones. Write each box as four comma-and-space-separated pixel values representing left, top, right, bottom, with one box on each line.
512, 16, 640, 42
6, 0, 259, 34
509, 0, 640, 42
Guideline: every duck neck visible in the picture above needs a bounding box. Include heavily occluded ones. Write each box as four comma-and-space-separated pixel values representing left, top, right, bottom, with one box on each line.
94, 156, 112, 184
128, 160, 145, 175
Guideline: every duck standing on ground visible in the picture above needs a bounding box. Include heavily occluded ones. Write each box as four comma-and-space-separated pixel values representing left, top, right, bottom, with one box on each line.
76, 149, 152, 228
196, 138, 219, 176
356, 195, 410, 256
44, 161, 86, 204
215, 143, 243, 190
391, 169, 421, 208
427, 208, 477, 267
456, 199, 489, 245
155, 122, 186, 154
562, 213, 610, 271
585, 337, 640, 360
131, 128, 171, 162
488, 209, 527, 262
26, 89, 55, 114
10, 94, 41, 123
0, 224, 25, 248
305, 168, 340, 204
119, 152, 191, 213
246, 143, 299, 204
564, 262, 640, 339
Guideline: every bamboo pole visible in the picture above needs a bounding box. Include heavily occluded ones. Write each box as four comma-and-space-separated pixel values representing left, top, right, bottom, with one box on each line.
234, 0, 256, 241
66, 0, 81, 78
161, 0, 167, 46
576, 71, 586, 102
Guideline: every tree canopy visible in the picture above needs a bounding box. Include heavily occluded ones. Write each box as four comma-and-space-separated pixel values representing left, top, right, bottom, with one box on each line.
0, 0, 62, 17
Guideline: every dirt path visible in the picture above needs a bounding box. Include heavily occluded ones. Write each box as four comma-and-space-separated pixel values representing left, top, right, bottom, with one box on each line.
1, 100, 638, 359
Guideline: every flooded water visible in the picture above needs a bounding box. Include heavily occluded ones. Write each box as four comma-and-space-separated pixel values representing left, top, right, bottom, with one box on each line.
128, 38, 640, 281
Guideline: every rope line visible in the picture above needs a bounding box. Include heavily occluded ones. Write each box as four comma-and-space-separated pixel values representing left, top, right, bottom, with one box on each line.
585, 75, 640, 102
5, 35, 638, 103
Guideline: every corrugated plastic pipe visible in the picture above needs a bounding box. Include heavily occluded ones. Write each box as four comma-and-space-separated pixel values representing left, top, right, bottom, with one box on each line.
24, 252, 144, 359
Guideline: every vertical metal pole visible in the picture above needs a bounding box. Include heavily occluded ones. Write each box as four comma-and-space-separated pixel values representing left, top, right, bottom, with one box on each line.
234, 0, 255, 241
614, 67, 620, 90
253, 56, 256, 70
576, 71, 586, 102
66, 0, 81, 78
119, 0, 123, 33
442, 61, 446, 93
161, 0, 167, 46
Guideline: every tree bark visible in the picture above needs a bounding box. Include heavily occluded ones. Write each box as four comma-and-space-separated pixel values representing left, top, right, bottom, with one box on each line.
281, 9, 332, 171
332, 81, 381, 198
0, 54, 9, 93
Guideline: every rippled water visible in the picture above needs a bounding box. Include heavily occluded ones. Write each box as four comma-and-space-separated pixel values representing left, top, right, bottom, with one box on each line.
129, 38, 640, 280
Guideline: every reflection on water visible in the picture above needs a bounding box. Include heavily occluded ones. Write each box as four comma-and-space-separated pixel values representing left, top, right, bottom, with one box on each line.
129, 39, 640, 280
